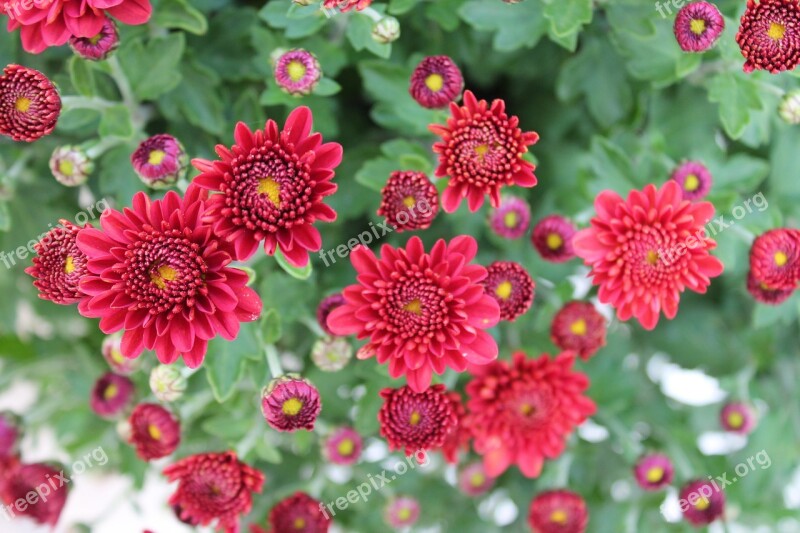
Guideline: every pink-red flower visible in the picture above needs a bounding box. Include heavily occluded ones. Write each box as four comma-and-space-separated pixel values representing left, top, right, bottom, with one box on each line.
0, 64, 60, 142
164, 451, 264, 533
322, 0, 371, 12
323, 427, 362, 466
0, 462, 69, 525
430, 90, 539, 213
550, 301, 607, 360
679, 479, 725, 525
327, 235, 501, 392
409, 55, 464, 109
749, 228, 800, 290
458, 462, 495, 496
736, 0, 800, 73
76, 186, 262, 368
379, 384, 458, 456
465, 351, 595, 478
482, 261, 535, 322
317, 293, 345, 336
377, 170, 439, 232
438, 391, 470, 464
2, 0, 151, 54
528, 490, 588, 533
720, 401, 756, 434
746, 270, 794, 304
488, 195, 531, 239
674, 1, 725, 52
633, 453, 674, 491
90, 372, 134, 417
261, 491, 331, 533
69, 18, 119, 60
274, 49, 321, 95
670, 161, 713, 200
261, 375, 321, 432
130, 133, 188, 188
384, 497, 420, 528
573, 181, 724, 330
531, 215, 577, 262
25, 219, 89, 305
128, 403, 180, 461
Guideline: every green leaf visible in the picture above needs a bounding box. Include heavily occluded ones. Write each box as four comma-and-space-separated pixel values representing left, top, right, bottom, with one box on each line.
68, 57, 96, 97
707, 72, 764, 140
275, 249, 314, 280
160, 62, 225, 135
425, 0, 464, 30
261, 309, 283, 345
355, 157, 396, 192
259, 1, 328, 38
153, 0, 208, 34
201, 415, 252, 440
542, 0, 593, 51
459, 0, 547, 52
254, 437, 283, 463
205, 332, 260, 402
346, 13, 392, 58
98, 105, 134, 139
390, 0, 420, 15
313, 78, 342, 96
587, 136, 637, 193
118, 33, 185, 101
0, 202, 9, 232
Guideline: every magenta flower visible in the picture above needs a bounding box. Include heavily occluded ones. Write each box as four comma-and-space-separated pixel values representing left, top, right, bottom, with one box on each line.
323, 427, 363, 466
409, 55, 464, 109
674, 1, 725, 52
261, 375, 322, 432
458, 462, 495, 496
633, 453, 674, 491
531, 215, 577, 262
0, 65, 61, 142
69, 19, 119, 60
489, 195, 531, 239
90, 372, 134, 418
670, 161, 712, 200
720, 402, 756, 434
130, 134, 187, 188
384, 497, 420, 528
274, 49, 322, 95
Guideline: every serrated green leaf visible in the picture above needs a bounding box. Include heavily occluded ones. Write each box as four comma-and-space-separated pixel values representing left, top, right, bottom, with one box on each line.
98, 105, 134, 139
459, 0, 546, 52
153, 0, 208, 34
119, 33, 185, 101
708, 72, 764, 140
68, 57, 95, 97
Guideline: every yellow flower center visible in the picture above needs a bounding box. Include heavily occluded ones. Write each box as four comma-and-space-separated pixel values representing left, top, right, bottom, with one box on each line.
646, 250, 659, 266
694, 496, 710, 511
257, 176, 281, 208
397, 507, 412, 521
404, 298, 422, 315
282, 397, 303, 416
424, 73, 444, 92
15, 97, 31, 113
550, 509, 568, 524
89, 33, 103, 45
337, 438, 354, 456
690, 18, 706, 35
470, 472, 485, 486
475, 144, 490, 161
774, 251, 788, 267
287, 60, 307, 82
103, 384, 118, 400
727, 411, 744, 428
110, 348, 125, 364
148, 149, 167, 166
293, 517, 306, 529
59, 160, 75, 177
402, 195, 416, 208
148, 424, 162, 440
409, 411, 421, 426
494, 280, 513, 300
546, 233, 563, 250
151, 265, 178, 289
684, 173, 700, 191
570, 318, 587, 336
768, 22, 786, 41
503, 211, 518, 228
64, 256, 76, 274
646, 466, 664, 483
519, 403, 535, 416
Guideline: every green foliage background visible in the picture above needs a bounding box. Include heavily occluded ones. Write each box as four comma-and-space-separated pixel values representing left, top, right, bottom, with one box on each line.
1, 0, 799, 531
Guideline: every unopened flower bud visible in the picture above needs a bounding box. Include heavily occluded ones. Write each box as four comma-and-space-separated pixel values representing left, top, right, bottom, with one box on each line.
149, 365, 187, 403
130, 134, 187, 189
372, 16, 400, 44
311, 336, 352, 371
50, 145, 93, 187
779, 89, 800, 125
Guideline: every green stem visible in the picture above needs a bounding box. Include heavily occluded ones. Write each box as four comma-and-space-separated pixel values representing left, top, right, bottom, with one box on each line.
107, 56, 136, 111
553, 452, 573, 486
265, 344, 284, 378
360, 7, 383, 22
60, 96, 115, 111
86, 137, 123, 159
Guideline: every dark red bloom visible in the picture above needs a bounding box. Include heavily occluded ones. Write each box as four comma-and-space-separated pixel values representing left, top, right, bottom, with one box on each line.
323, 427, 362, 466
430, 90, 539, 213
327, 235, 501, 392
265, 491, 331, 533
25, 219, 89, 305
0, 462, 69, 525
409, 55, 464, 109
679, 479, 725, 526
573, 181, 724, 330
528, 490, 588, 533
69, 19, 119, 60
736, 0, 800, 73
550, 301, 607, 360
377, 171, 439, 232
674, 1, 725, 52
633, 453, 674, 491
488, 195, 531, 239
439, 391, 470, 463
746, 270, 794, 304
720, 402, 756, 434
531, 215, 577, 263
261, 375, 321, 432
749, 228, 800, 290
128, 403, 181, 461
130, 133, 187, 188
482, 261, 534, 322
76, 186, 263, 368
317, 293, 345, 335
192, 107, 342, 268
670, 161, 713, 200
465, 352, 595, 478
90, 372, 134, 417
379, 384, 458, 456
0, 65, 60, 142
164, 451, 265, 533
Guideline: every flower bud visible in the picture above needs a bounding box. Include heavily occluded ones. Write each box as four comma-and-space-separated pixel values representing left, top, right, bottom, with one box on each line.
130, 134, 188, 189
149, 365, 187, 403
50, 145, 93, 187
102, 333, 141, 375
311, 336, 352, 371
69, 19, 119, 61
779, 89, 800, 125
261, 375, 321, 432
274, 49, 321, 96
372, 16, 400, 44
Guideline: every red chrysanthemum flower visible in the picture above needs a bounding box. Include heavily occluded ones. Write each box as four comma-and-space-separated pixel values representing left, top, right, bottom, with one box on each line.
0, 462, 69, 525
317, 293, 345, 336
274, 49, 321, 95
674, 1, 725, 52
261, 375, 322, 432
0, 64, 60, 142
736, 0, 800, 73
379, 384, 458, 456
528, 490, 588, 533
192, 107, 342, 268
164, 451, 264, 533
322, 0, 371, 12
749, 228, 800, 290
633, 453, 674, 491
377, 171, 439, 232
263, 491, 331, 533
458, 461, 495, 497
465, 351, 595, 478
327, 235, 501, 392
746, 270, 794, 304
531, 215, 577, 263
69, 18, 119, 60
488, 195, 531, 239
25, 219, 89, 305
128, 403, 180, 461
573, 181, 724, 330
550, 301, 607, 360
439, 391, 470, 463
130, 133, 188, 188
679, 479, 725, 526
90, 372, 134, 417
323, 427, 362, 466
430, 90, 539, 213
670, 161, 713, 200
76, 186, 262, 368
720, 401, 756, 434
2, 0, 151, 54
482, 261, 535, 322
409, 55, 464, 109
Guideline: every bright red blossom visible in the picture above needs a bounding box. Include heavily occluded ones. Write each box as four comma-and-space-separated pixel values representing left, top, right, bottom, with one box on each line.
573, 181, 724, 330
748, 228, 800, 290
746, 270, 793, 304
736, 0, 800, 73
0, 64, 60, 142
550, 301, 607, 360
531, 215, 576, 263
76, 186, 262, 368
482, 261, 535, 322
0, 462, 68, 525
192, 107, 342, 268
465, 352, 595, 478
430, 90, 539, 213
327, 235, 501, 392
528, 490, 588, 533
379, 384, 458, 456
164, 451, 264, 533
128, 403, 180, 461
90, 372, 134, 417
377, 170, 439, 232
263, 491, 331, 533
25, 219, 89, 305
